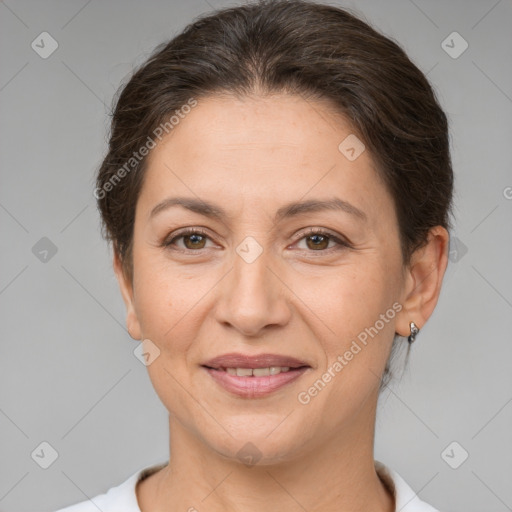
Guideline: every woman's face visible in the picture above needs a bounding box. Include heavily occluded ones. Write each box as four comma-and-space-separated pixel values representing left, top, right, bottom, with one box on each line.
117, 93, 423, 463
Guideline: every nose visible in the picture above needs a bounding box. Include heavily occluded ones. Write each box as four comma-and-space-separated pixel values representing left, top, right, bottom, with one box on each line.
214, 243, 292, 337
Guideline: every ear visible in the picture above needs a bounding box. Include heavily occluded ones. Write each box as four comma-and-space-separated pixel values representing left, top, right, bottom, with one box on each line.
113, 250, 141, 341
395, 226, 450, 338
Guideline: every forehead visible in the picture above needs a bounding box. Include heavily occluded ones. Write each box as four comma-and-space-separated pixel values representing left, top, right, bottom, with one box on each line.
138, 93, 394, 227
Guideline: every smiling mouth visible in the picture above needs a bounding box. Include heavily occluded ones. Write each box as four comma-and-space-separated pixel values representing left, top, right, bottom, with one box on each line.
202, 365, 310, 398
203, 365, 308, 376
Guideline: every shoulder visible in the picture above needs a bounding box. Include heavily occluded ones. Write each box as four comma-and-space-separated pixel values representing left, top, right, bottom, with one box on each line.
54, 463, 167, 512
375, 460, 441, 512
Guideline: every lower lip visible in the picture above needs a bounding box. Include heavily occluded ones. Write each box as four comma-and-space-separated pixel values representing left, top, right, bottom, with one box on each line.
203, 367, 309, 398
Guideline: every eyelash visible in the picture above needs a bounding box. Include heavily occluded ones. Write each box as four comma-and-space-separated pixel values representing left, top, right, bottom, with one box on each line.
162, 227, 351, 254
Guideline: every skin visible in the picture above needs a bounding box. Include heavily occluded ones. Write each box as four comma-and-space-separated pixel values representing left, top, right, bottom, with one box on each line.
113, 93, 449, 512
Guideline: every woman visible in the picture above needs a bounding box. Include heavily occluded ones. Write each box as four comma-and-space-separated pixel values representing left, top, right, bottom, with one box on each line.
57, 0, 452, 510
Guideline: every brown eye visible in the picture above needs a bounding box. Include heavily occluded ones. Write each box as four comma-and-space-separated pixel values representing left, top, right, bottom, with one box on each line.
182, 233, 207, 249
163, 228, 213, 251
305, 233, 330, 250
295, 228, 350, 253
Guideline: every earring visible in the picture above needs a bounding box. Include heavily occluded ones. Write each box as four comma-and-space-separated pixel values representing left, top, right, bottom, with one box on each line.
408, 322, 419, 343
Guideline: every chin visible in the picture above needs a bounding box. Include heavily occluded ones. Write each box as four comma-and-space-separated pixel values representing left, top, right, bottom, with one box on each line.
201, 416, 314, 466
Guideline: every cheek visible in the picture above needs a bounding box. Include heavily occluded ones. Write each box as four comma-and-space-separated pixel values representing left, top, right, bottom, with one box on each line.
130, 244, 219, 371
131, 245, 186, 350
313, 255, 402, 376
130, 258, 200, 413
332, 260, 398, 329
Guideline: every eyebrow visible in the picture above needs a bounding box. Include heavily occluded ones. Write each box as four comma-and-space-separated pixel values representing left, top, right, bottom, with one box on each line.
149, 196, 367, 223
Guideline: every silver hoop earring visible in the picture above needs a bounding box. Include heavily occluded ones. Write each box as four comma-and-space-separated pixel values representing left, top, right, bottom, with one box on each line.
408, 322, 419, 343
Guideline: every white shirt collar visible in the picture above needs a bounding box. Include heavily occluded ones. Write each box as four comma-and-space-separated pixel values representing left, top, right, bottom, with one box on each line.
374, 461, 440, 511
55, 460, 440, 511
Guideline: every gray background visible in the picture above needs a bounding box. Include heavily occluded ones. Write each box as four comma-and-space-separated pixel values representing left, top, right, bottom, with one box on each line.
1, 0, 511, 511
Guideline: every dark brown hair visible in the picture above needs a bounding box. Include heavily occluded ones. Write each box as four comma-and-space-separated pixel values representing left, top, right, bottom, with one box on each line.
96, 0, 453, 384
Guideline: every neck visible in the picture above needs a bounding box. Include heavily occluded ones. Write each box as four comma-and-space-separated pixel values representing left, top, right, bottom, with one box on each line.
137, 400, 394, 512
